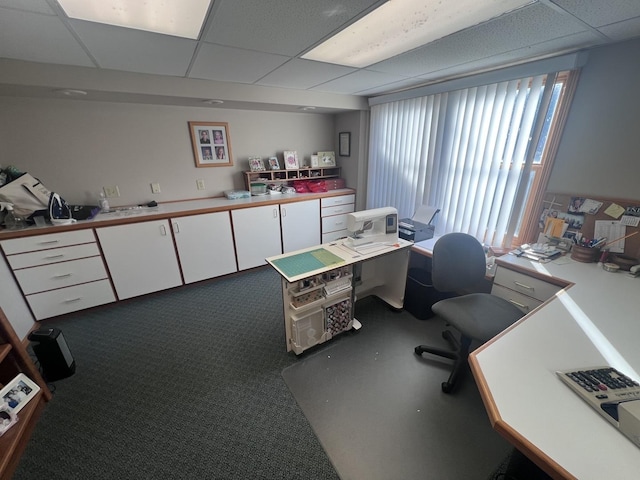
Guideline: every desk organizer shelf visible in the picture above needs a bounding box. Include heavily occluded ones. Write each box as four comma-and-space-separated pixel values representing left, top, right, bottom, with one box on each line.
244, 167, 341, 190
290, 309, 328, 353
324, 294, 353, 338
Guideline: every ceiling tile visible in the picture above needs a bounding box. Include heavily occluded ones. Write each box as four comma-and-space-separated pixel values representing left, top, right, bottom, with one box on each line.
70, 20, 197, 76
311, 69, 410, 95
0, 8, 94, 66
0, 0, 54, 15
368, 3, 590, 78
598, 17, 640, 41
416, 31, 606, 84
203, 0, 383, 56
256, 59, 356, 90
551, 0, 640, 28
190, 43, 289, 83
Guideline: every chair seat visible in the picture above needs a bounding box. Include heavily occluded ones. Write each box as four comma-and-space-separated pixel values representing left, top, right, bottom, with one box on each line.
432, 293, 523, 342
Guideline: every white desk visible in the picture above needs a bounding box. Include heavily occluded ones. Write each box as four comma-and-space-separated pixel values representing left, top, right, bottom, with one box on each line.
267, 239, 412, 354
470, 254, 640, 479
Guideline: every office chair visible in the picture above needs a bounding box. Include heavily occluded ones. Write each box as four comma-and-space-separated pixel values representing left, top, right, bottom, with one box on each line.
414, 233, 523, 393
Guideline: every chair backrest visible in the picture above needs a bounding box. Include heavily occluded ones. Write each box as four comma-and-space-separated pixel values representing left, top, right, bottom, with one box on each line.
432, 233, 487, 292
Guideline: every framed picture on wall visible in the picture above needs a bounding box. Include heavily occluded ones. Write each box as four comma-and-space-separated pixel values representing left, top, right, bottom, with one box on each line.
339, 132, 351, 157
188, 121, 233, 168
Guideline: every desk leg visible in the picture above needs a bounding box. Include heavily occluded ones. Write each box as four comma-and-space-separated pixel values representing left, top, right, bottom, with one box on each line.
355, 248, 410, 309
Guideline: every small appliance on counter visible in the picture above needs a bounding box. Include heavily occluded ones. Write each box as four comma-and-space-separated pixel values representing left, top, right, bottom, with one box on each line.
399, 205, 439, 242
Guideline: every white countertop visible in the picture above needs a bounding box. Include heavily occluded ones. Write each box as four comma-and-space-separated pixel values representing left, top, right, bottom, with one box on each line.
472, 253, 640, 479
0, 189, 354, 240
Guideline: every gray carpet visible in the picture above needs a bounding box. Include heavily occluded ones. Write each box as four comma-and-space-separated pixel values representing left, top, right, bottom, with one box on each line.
17, 267, 338, 480
15, 266, 512, 479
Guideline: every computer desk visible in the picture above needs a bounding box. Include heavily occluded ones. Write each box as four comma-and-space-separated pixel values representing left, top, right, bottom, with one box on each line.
412, 239, 640, 479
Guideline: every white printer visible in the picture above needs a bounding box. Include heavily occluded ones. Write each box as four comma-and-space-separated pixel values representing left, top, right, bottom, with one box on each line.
398, 206, 439, 242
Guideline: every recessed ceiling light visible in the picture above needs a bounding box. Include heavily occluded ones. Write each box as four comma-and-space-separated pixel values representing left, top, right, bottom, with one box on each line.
299, 106, 317, 111
202, 99, 224, 105
302, 0, 533, 68
57, 0, 211, 39
54, 89, 88, 97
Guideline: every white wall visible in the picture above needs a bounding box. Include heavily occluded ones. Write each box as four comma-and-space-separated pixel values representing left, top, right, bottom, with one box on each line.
548, 38, 640, 199
0, 97, 336, 206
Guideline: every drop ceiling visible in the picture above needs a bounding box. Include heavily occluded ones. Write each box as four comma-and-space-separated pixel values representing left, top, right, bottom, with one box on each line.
0, 0, 639, 111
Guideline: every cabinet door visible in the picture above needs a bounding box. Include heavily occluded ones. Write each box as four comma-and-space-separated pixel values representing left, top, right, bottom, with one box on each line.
172, 212, 237, 284
232, 205, 282, 270
96, 220, 182, 300
281, 199, 320, 253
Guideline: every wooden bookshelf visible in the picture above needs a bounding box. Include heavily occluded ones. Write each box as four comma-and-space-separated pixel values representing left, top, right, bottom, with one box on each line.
244, 167, 341, 190
0, 309, 51, 480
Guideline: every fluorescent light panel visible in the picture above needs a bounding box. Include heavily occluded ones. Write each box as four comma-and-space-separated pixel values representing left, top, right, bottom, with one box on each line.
57, 0, 211, 39
302, 0, 533, 68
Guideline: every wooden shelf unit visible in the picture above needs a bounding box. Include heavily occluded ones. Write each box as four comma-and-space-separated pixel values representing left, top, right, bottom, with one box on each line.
244, 167, 341, 190
0, 309, 51, 480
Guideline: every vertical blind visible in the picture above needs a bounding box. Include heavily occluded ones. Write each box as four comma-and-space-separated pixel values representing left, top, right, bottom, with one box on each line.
367, 74, 550, 246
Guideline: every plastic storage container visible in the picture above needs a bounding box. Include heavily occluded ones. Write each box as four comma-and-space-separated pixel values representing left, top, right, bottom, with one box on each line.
403, 267, 444, 320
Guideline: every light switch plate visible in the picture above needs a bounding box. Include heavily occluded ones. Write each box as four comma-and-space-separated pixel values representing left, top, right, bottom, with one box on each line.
196, 179, 205, 190
103, 185, 120, 198
151, 183, 161, 194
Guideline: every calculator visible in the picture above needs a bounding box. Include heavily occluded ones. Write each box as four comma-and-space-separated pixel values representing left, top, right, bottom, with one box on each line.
557, 367, 640, 447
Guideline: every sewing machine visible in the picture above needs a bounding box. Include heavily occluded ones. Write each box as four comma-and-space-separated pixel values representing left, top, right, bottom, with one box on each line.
345, 207, 398, 247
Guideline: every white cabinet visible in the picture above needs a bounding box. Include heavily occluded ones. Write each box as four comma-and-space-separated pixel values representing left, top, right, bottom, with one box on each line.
232, 205, 282, 270
96, 220, 182, 300
0, 230, 115, 320
321, 194, 355, 243
171, 211, 237, 284
281, 199, 320, 253
491, 264, 564, 314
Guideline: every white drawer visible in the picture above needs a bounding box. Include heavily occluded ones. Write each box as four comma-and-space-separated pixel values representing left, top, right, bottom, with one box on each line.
15, 256, 108, 295
321, 194, 355, 208
491, 284, 543, 314
27, 279, 116, 320
321, 204, 355, 217
1, 229, 96, 255
493, 266, 562, 303
322, 214, 350, 233
7, 243, 101, 269
322, 230, 349, 243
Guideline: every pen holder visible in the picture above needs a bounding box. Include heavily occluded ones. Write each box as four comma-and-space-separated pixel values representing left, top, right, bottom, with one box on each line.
570, 244, 600, 263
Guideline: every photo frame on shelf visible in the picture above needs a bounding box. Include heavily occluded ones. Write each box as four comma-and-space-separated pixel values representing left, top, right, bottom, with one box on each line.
339, 132, 351, 157
249, 156, 265, 172
310, 154, 319, 167
268, 156, 280, 170
318, 151, 336, 167
188, 121, 233, 168
0, 402, 18, 437
283, 151, 299, 170
1, 373, 40, 414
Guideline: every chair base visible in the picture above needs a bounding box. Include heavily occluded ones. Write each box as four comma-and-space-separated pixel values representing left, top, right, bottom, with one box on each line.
415, 330, 472, 393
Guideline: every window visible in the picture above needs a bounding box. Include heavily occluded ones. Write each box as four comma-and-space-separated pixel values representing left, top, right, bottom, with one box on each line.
367, 70, 578, 247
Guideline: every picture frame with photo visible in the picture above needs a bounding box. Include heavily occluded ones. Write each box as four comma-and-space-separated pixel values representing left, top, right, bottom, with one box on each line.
249, 156, 265, 172
268, 156, 280, 170
0, 402, 18, 437
1, 373, 40, 414
283, 151, 299, 170
318, 151, 336, 167
188, 121, 233, 168
339, 132, 351, 157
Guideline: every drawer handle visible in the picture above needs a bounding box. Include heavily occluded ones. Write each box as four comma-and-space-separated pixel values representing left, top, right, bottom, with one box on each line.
173, 222, 180, 234
335, 221, 344, 225
64, 297, 81, 303
53, 273, 72, 279
508, 299, 529, 310
38, 240, 60, 245
44, 254, 65, 259
513, 281, 534, 290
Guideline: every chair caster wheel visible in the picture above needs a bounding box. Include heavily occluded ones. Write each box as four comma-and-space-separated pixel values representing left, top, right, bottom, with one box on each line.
414, 346, 422, 355
441, 382, 453, 393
